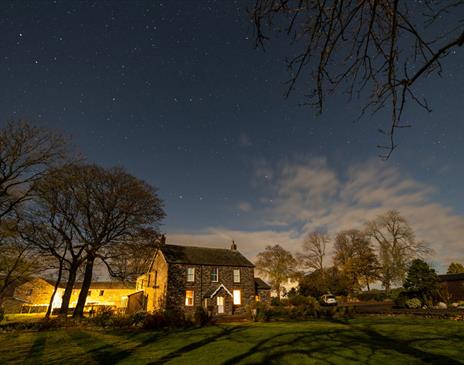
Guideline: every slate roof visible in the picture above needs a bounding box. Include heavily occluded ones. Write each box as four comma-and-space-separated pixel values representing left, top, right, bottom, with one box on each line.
75, 281, 136, 290
160, 244, 254, 267
438, 273, 464, 282
254, 277, 271, 290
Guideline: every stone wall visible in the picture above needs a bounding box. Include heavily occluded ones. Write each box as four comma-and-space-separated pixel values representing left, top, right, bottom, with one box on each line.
166, 263, 256, 315
144, 252, 169, 312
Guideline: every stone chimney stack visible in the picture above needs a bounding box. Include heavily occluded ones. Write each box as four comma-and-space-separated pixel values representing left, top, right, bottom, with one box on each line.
230, 240, 237, 251
160, 234, 166, 245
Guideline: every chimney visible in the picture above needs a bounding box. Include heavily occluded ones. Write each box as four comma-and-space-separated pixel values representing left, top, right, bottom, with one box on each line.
230, 240, 237, 251
160, 234, 166, 245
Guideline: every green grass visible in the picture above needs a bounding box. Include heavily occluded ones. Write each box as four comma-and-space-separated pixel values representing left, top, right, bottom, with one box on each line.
1, 317, 463, 364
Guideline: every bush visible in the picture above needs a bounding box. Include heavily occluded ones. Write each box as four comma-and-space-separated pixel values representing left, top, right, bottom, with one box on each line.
130, 311, 147, 326
405, 298, 422, 309
92, 307, 114, 327
194, 306, 211, 327
288, 294, 309, 306
356, 290, 387, 302
142, 311, 167, 330
0, 308, 4, 322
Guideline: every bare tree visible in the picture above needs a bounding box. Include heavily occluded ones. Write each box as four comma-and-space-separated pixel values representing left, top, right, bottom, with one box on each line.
365, 209, 430, 292
251, 1, 464, 158
255, 244, 298, 298
35, 164, 165, 318
0, 121, 67, 222
0, 220, 44, 306
297, 231, 328, 272
100, 228, 163, 283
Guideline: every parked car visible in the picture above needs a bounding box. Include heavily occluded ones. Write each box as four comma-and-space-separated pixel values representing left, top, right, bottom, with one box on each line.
320, 294, 337, 306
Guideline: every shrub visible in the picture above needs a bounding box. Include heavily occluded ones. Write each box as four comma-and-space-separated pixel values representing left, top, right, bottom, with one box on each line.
130, 311, 147, 326
394, 291, 410, 308
0, 308, 4, 322
288, 294, 309, 306
142, 311, 167, 330
356, 290, 387, 302
405, 298, 422, 309
194, 306, 211, 327
92, 307, 114, 327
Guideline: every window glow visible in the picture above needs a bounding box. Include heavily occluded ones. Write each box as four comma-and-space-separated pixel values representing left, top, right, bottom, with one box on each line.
233, 290, 241, 305
185, 290, 194, 306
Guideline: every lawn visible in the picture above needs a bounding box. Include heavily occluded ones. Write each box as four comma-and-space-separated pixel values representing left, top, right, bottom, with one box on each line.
1, 317, 463, 364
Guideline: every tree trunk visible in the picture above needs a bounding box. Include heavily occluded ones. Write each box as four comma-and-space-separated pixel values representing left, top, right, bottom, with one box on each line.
366, 279, 370, 292
73, 255, 95, 318
59, 260, 79, 316
45, 259, 64, 319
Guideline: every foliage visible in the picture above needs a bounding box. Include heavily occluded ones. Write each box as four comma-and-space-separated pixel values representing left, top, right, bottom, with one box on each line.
403, 259, 439, 304
356, 290, 388, 302
447, 262, 464, 274
333, 229, 380, 294
299, 267, 351, 298
405, 298, 422, 309
366, 210, 429, 292
0, 308, 4, 322
255, 244, 298, 298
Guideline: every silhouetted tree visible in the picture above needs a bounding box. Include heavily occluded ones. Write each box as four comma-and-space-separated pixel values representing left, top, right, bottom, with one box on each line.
251, 1, 464, 158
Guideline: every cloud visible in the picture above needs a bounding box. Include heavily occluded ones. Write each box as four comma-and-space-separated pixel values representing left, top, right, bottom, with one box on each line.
237, 201, 253, 212
170, 156, 464, 272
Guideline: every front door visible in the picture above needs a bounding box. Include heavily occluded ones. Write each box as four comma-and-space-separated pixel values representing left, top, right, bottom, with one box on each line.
217, 296, 224, 314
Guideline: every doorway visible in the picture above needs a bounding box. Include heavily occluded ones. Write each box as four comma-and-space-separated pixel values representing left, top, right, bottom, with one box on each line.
217, 296, 224, 314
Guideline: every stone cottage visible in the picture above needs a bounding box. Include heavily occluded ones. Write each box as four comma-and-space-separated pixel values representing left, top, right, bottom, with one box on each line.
129, 241, 271, 316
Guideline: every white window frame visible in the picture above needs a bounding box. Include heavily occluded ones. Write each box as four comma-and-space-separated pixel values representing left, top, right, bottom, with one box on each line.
233, 269, 240, 283
233, 290, 241, 305
185, 290, 194, 306
211, 267, 219, 282
187, 267, 195, 282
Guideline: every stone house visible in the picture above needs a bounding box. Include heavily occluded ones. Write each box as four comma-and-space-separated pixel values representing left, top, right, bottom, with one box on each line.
438, 273, 464, 301
1, 277, 135, 314
130, 241, 271, 316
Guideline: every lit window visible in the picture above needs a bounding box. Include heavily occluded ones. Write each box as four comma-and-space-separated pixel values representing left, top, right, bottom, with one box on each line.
233, 290, 241, 305
255, 295, 260, 302
211, 268, 218, 282
87, 290, 92, 297
233, 269, 240, 283
185, 290, 194, 306
99, 290, 104, 296
187, 268, 195, 282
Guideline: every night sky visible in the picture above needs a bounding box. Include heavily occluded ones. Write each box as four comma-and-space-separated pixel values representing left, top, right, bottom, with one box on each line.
1, 1, 463, 272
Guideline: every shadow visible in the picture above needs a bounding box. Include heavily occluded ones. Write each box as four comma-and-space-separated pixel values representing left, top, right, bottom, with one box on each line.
23, 334, 47, 364
68, 330, 134, 365
147, 325, 248, 365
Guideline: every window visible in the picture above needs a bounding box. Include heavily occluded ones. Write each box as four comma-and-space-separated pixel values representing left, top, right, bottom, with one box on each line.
185, 290, 194, 306
154, 270, 158, 286
233, 269, 240, 283
255, 295, 260, 302
211, 268, 218, 282
233, 290, 241, 305
26, 289, 33, 296
187, 267, 195, 282
87, 290, 92, 297
99, 290, 104, 296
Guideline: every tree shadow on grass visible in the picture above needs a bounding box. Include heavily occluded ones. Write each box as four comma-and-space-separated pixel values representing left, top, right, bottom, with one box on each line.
68, 330, 134, 365
220, 320, 464, 365
147, 325, 248, 365
23, 334, 47, 365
